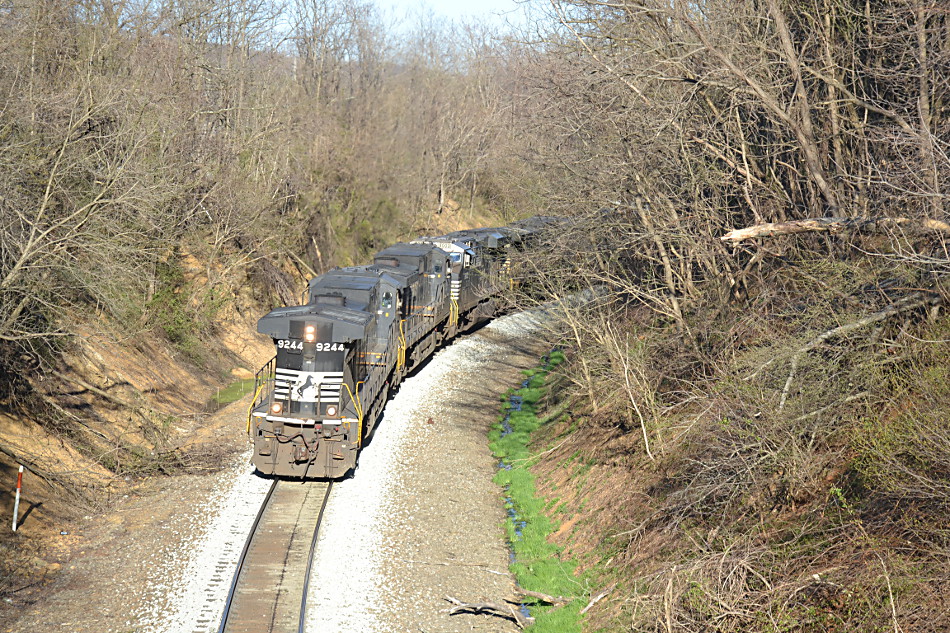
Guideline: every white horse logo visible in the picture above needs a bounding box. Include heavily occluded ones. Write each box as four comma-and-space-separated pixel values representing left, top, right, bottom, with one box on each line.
293, 375, 318, 401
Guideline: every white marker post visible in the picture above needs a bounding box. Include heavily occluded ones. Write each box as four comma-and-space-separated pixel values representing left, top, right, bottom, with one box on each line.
12, 465, 23, 532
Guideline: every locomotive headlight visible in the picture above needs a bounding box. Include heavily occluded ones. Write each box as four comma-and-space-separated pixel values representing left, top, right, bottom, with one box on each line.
271, 401, 283, 414
304, 325, 316, 342
326, 405, 338, 417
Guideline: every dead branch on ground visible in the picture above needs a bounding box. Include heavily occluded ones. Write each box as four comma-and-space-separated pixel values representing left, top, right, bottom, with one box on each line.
444, 595, 534, 629
514, 587, 570, 606
751, 292, 943, 411
581, 583, 616, 614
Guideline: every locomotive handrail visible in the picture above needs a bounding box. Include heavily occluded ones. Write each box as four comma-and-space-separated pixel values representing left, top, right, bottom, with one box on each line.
247, 356, 277, 435
343, 381, 364, 445
254, 356, 277, 398
397, 320, 407, 369
246, 383, 265, 435
450, 298, 459, 327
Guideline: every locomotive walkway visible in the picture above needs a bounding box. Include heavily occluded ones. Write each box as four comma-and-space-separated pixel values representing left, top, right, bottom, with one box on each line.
218, 479, 332, 633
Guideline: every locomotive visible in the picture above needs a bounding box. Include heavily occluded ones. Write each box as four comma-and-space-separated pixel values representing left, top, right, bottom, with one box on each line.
248, 222, 541, 479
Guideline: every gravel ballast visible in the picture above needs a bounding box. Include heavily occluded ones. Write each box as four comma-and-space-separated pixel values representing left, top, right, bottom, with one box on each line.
138, 456, 273, 633
308, 310, 546, 632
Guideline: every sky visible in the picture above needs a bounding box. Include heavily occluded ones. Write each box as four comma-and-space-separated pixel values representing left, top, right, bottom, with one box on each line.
377, 0, 533, 31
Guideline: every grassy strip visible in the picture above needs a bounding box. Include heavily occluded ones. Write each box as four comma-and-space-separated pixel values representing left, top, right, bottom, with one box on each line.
489, 351, 587, 632
213, 378, 256, 405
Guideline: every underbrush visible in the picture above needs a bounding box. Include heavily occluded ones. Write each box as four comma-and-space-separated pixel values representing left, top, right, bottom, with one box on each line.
144, 256, 234, 366
516, 277, 950, 631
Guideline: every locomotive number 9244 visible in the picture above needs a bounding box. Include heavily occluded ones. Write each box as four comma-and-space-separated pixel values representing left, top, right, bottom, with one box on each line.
276, 339, 346, 352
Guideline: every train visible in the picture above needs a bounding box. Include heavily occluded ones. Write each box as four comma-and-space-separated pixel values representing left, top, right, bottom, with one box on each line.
247, 218, 557, 478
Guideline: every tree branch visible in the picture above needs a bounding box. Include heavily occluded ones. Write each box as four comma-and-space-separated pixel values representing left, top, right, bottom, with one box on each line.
721, 216, 950, 242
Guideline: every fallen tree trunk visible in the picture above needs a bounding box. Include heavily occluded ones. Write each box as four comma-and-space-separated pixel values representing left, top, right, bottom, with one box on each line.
721, 216, 950, 242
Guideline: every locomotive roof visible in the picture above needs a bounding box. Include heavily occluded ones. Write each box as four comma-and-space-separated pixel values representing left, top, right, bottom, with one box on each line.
375, 243, 445, 258
313, 278, 376, 292
315, 304, 374, 324
257, 302, 372, 340
367, 264, 418, 285
410, 237, 474, 255
311, 268, 404, 292
508, 215, 564, 234
445, 228, 506, 239
442, 228, 509, 247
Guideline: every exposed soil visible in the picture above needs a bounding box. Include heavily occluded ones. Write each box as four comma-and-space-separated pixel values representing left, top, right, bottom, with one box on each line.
0, 297, 274, 633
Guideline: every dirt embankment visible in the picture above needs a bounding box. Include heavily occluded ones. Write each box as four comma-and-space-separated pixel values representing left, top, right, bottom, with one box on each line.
512, 311, 950, 633
0, 291, 273, 629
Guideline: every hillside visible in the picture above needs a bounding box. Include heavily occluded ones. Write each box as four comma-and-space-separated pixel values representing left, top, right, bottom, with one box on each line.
0, 204, 502, 621
511, 235, 950, 630
0, 0, 520, 603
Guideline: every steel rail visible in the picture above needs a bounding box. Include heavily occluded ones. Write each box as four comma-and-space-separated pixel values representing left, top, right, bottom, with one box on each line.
218, 478, 279, 633
298, 482, 333, 633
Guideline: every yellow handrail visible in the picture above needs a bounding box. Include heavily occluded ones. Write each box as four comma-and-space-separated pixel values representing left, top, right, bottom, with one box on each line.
343, 381, 365, 446
246, 383, 265, 435
397, 319, 407, 369
450, 298, 459, 327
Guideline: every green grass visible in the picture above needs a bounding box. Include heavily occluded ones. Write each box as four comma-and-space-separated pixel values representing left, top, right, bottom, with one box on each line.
213, 378, 256, 405
490, 351, 587, 632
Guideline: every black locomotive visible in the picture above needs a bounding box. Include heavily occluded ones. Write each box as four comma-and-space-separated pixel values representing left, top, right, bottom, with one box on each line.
248, 222, 543, 478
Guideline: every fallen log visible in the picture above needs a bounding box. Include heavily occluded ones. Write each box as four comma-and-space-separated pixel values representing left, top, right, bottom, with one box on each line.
721, 216, 950, 242
515, 587, 570, 607
444, 595, 534, 629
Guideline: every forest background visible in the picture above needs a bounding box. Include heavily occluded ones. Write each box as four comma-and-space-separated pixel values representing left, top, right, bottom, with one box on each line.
1, 0, 949, 630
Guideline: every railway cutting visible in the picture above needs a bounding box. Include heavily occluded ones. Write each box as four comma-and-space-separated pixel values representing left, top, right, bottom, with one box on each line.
218, 479, 332, 633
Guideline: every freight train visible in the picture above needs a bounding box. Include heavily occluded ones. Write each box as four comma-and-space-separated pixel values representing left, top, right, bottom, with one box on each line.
248, 219, 554, 478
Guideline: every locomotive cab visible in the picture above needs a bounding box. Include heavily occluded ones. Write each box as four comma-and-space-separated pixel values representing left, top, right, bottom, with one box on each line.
253, 303, 372, 479
374, 243, 449, 308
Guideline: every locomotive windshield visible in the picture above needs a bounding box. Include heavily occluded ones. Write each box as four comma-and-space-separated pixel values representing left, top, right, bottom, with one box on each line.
311, 349, 345, 372
276, 345, 345, 372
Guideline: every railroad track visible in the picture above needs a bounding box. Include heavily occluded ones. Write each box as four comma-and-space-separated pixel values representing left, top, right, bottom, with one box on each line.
218, 479, 332, 633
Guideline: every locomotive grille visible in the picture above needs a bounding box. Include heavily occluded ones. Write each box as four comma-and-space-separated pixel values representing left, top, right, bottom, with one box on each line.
275, 368, 344, 402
